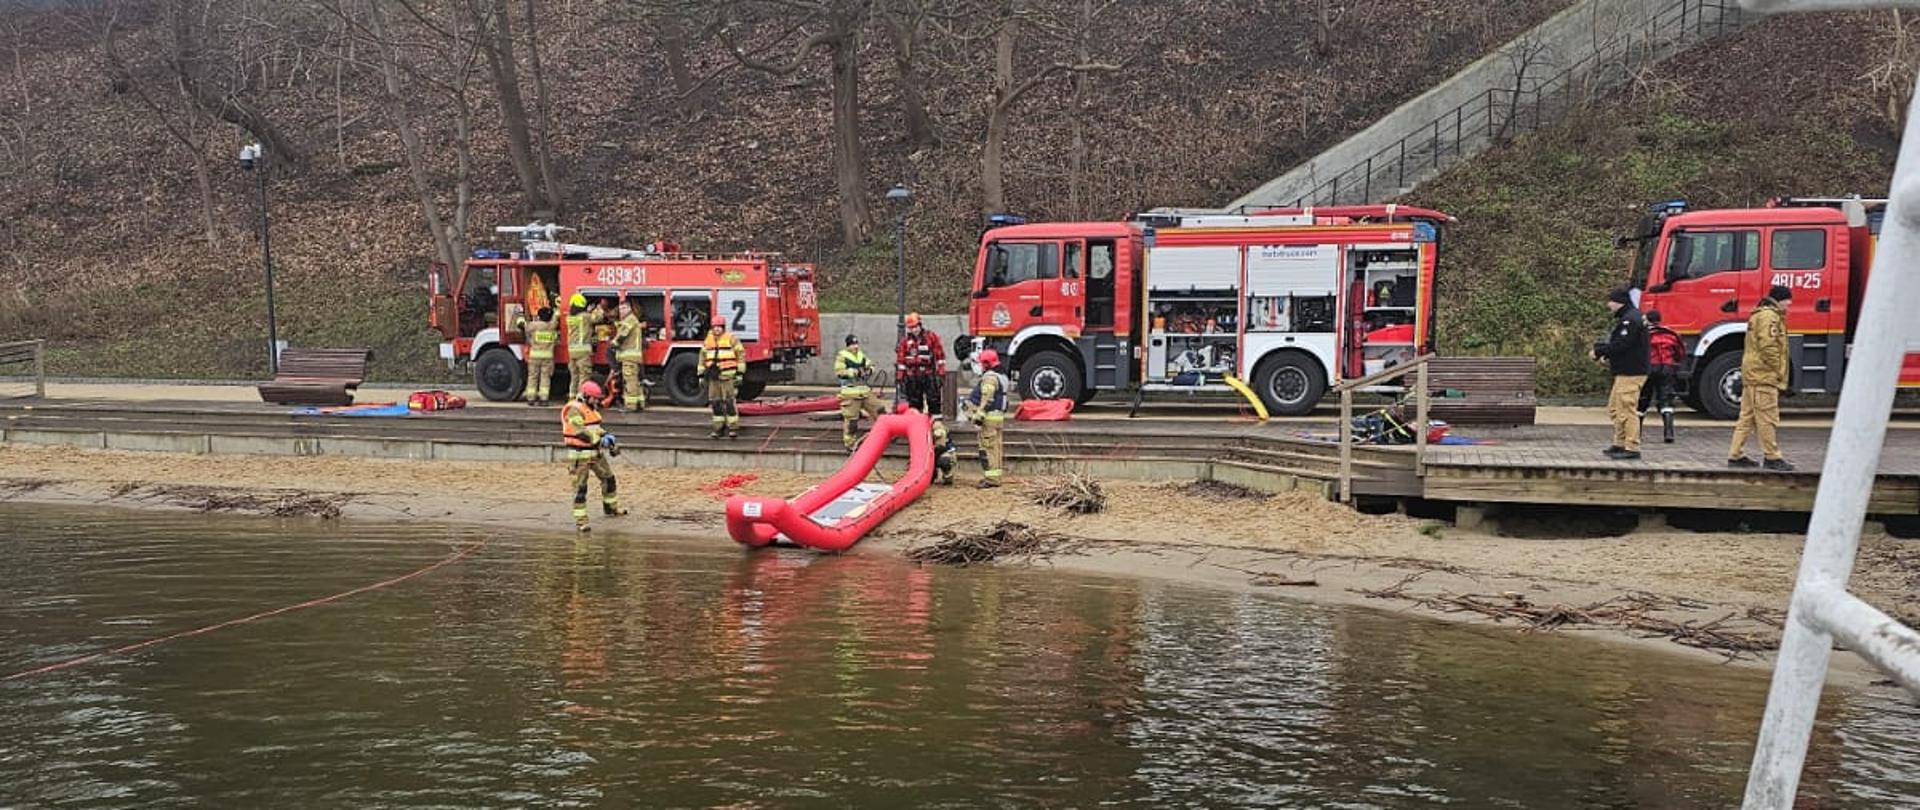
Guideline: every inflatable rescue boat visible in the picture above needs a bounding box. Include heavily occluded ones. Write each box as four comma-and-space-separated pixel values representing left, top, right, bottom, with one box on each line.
726, 408, 934, 552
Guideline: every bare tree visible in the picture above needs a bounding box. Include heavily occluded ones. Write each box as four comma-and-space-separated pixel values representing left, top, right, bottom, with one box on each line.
165, 0, 305, 168
981, 0, 1122, 216
94, 1, 220, 243
627, 0, 724, 118
721, 0, 875, 247
463, 0, 563, 215
1864, 9, 1920, 133
879, 0, 939, 148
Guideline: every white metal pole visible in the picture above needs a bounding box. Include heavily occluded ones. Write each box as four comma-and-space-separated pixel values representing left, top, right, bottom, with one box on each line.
1741, 64, 1920, 809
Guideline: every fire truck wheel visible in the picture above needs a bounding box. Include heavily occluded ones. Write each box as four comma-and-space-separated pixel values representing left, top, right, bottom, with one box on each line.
1698, 350, 1744, 421
474, 348, 525, 403
1018, 350, 1083, 403
738, 379, 767, 401
662, 352, 708, 407
1253, 353, 1325, 417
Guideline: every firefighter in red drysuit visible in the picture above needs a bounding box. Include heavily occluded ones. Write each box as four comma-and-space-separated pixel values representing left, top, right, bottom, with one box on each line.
895, 312, 946, 415
1641, 310, 1684, 444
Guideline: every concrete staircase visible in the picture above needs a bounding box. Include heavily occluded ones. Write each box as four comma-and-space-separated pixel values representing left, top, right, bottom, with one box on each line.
1231, 0, 1751, 210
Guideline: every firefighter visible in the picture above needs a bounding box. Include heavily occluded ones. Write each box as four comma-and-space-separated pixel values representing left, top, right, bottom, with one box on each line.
518, 307, 559, 406
613, 300, 647, 412
931, 415, 957, 485
563, 293, 603, 400
1642, 310, 1683, 443
1592, 287, 1649, 460
1730, 284, 1794, 471
895, 312, 946, 414
700, 316, 745, 439
965, 348, 1010, 488
561, 380, 627, 532
835, 334, 885, 451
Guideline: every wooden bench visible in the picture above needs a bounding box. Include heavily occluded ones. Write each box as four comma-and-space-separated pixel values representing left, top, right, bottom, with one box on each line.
257, 348, 373, 406
1424, 357, 1537, 425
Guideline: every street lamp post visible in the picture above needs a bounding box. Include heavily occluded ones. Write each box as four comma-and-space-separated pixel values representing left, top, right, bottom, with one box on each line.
239, 143, 280, 374
886, 183, 913, 339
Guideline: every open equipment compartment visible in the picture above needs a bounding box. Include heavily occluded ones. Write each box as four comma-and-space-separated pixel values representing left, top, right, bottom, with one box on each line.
1345, 244, 1422, 379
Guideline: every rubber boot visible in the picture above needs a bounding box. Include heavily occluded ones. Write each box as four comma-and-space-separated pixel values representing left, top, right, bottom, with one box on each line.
1661, 410, 1675, 444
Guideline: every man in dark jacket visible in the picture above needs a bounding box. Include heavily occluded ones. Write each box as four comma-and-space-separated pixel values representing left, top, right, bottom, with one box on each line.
1593, 287, 1649, 459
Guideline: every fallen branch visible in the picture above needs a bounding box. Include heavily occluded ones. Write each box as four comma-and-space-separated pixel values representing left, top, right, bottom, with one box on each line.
906, 521, 1087, 566
1022, 472, 1106, 514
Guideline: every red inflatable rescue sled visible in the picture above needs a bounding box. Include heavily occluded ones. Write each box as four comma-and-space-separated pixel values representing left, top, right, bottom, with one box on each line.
726, 407, 934, 552
1014, 399, 1073, 421
736, 395, 841, 416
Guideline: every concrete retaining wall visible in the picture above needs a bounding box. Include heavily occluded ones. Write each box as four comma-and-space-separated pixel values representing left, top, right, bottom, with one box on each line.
791, 313, 967, 386
1230, 0, 1743, 208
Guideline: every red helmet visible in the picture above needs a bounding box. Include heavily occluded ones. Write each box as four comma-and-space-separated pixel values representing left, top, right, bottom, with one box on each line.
904, 312, 922, 328
710, 316, 726, 328
977, 349, 1000, 369
579, 381, 604, 400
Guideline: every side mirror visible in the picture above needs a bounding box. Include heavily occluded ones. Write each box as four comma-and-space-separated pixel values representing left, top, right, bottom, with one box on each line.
1648, 281, 1672, 294
973, 289, 991, 299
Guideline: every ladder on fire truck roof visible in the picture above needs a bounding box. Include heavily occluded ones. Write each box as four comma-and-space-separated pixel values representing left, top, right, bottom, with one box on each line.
1737, 2, 1919, 810
493, 223, 781, 263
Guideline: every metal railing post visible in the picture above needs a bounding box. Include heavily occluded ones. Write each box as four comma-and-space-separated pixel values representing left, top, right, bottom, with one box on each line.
1339, 388, 1354, 502
1741, 4, 1920, 804
34, 339, 44, 399
1415, 361, 1429, 477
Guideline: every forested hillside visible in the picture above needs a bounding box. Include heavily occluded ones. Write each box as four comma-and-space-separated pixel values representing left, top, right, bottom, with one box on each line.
0, 0, 1569, 380
1409, 10, 1906, 395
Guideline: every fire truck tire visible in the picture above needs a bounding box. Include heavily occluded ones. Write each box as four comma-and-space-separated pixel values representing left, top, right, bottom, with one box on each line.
1697, 350, 1744, 421
738, 379, 767, 401
663, 352, 708, 407
474, 348, 525, 403
1253, 353, 1325, 417
1017, 350, 1083, 403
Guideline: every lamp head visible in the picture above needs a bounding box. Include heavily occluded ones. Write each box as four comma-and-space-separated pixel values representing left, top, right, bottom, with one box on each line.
238, 143, 263, 171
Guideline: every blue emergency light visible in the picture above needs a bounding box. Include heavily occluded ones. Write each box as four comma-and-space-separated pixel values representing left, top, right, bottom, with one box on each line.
472, 249, 508, 259
986, 213, 1027, 227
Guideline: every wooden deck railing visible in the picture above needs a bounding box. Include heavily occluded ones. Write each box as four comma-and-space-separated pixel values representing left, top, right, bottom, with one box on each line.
1330, 353, 1435, 502
0, 339, 46, 399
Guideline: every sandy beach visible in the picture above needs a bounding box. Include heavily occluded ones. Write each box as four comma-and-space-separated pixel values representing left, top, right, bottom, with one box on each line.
3, 442, 1915, 682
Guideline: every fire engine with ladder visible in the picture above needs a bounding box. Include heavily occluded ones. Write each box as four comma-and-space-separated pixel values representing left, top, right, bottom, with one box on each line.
957, 205, 1451, 415
1625, 196, 1920, 419
429, 224, 823, 404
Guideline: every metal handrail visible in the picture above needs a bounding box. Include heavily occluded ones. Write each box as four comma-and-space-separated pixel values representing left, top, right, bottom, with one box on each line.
1334, 353, 1435, 501
1738, 2, 1920, 806
1287, 0, 1744, 208
0, 339, 47, 399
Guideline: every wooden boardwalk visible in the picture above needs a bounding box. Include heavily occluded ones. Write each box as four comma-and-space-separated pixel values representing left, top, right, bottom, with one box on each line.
2, 398, 1916, 517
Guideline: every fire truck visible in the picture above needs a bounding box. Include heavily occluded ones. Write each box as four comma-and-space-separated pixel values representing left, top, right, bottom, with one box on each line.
1625, 196, 1920, 419
958, 205, 1451, 415
428, 224, 823, 404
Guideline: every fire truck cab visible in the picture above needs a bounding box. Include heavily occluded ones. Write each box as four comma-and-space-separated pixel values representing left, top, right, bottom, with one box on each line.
428, 225, 822, 404
1626, 196, 1920, 419
959, 205, 1450, 415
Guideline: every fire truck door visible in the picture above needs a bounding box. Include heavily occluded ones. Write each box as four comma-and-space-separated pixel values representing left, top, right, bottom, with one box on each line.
1761, 226, 1841, 390
1649, 228, 1759, 334
1056, 240, 1088, 329
972, 241, 1060, 336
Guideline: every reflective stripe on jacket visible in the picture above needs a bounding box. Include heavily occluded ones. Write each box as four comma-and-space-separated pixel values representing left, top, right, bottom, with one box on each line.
615, 315, 646, 360
565, 311, 593, 351
896, 330, 944, 377
969, 371, 1008, 414
524, 318, 559, 360
702, 332, 744, 379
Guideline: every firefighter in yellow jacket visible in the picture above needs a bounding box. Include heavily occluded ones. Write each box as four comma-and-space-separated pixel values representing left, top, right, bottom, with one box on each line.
834, 334, 885, 451
1729, 284, 1795, 471
613, 300, 647, 412
563, 293, 605, 400
561, 380, 627, 532
700, 317, 745, 439
965, 349, 1010, 488
518, 307, 559, 405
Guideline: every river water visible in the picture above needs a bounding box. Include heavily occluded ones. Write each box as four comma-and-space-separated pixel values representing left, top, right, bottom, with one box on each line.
1, 504, 1915, 808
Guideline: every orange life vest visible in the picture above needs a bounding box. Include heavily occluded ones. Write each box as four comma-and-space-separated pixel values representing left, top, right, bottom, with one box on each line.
561, 400, 602, 449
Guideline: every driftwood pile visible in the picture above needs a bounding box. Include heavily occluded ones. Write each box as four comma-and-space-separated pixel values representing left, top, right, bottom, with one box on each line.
906, 521, 1083, 566
1166, 480, 1270, 501
126, 483, 355, 519
1356, 577, 1780, 659
1022, 472, 1106, 514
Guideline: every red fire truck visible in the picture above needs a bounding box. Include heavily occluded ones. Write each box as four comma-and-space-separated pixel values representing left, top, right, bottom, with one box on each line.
958, 205, 1451, 415
1625, 196, 1920, 419
428, 224, 823, 404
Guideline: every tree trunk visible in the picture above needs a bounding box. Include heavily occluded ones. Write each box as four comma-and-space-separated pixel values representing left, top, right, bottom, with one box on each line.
522, 0, 564, 214
981, 6, 1015, 216
657, 14, 706, 117
1067, 0, 1091, 218
369, 0, 459, 268
192, 149, 217, 244
882, 12, 937, 148
829, 33, 870, 247
449, 93, 474, 263
475, 0, 545, 214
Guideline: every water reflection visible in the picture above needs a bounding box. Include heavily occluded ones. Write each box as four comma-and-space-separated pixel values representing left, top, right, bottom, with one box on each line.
0, 505, 1913, 808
